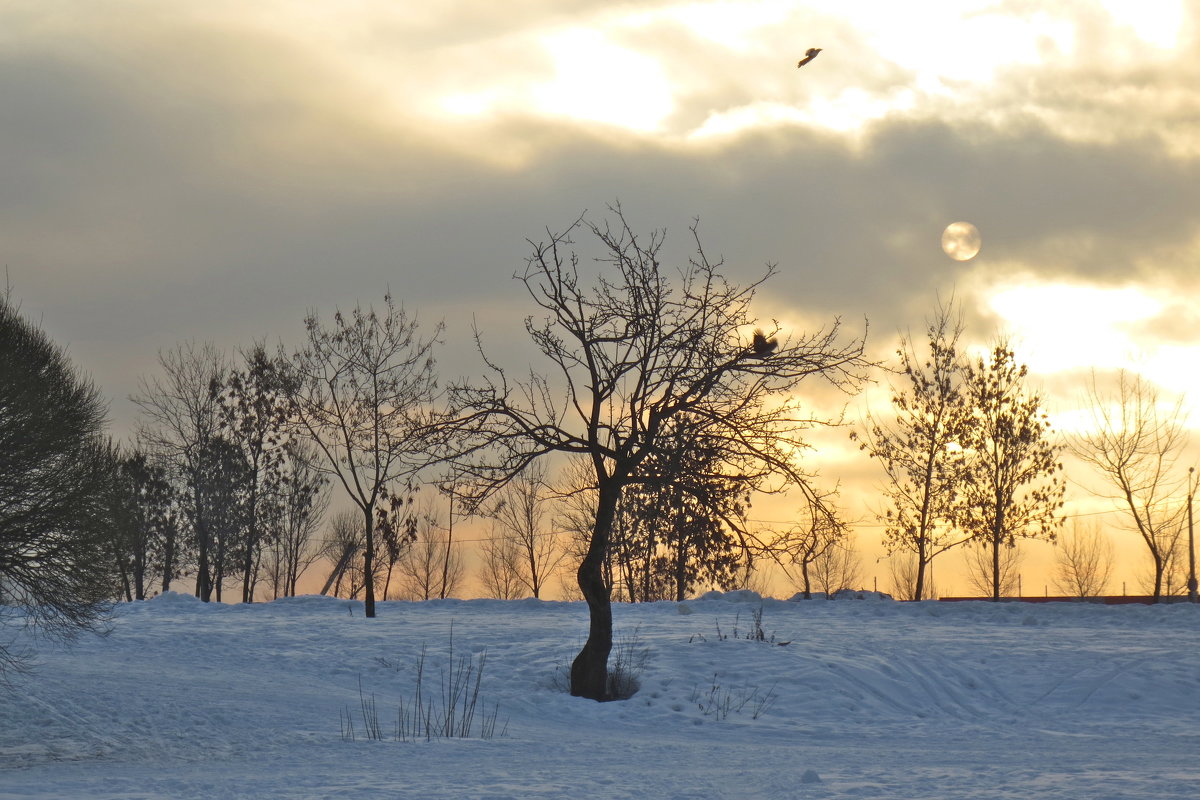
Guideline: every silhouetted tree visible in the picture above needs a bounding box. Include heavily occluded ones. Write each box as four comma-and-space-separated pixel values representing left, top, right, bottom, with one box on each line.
479, 524, 526, 599
775, 492, 852, 599
487, 462, 563, 599
553, 456, 614, 599
214, 344, 293, 602
285, 293, 442, 618
432, 475, 469, 600
857, 298, 968, 600
261, 441, 328, 598
810, 535, 864, 596
959, 342, 1064, 600
1072, 371, 1187, 602
0, 294, 118, 675
110, 449, 179, 600
171, 435, 251, 603
133, 342, 228, 600
963, 538, 1023, 597
319, 509, 362, 598
315, 489, 416, 602
889, 551, 935, 601
394, 508, 464, 601
1053, 520, 1114, 599
443, 208, 869, 699
374, 482, 418, 600
616, 417, 752, 601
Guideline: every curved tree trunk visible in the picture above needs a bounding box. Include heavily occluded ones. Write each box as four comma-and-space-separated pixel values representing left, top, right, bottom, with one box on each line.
571, 479, 617, 701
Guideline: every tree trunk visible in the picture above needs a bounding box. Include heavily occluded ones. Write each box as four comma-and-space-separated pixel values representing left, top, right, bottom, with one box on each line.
193, 478, 214, 602
162, 529, 175, 594
1152, 549, 1164, 603
133, 548, 146, 601
914, 541, 926, 602
363, 504, 376, 618
571, 479, 617, 701
992, 539, 1001, 601
320, 542, 354, 596
118, 561, 132, 603
991, 490, 1005, 602
673, 518, 687, 602
242, 481, 259, 603
196, 531, 212, 601
440, 492, 454, 599
527, 545, 541, 600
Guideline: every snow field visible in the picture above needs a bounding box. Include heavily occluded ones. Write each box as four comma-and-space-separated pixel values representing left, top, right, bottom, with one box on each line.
1, 592, 1198, 799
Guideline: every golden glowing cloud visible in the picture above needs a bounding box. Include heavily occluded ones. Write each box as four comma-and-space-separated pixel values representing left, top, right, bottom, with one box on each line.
533, 27, 673, 131
985, 282, 1164, 374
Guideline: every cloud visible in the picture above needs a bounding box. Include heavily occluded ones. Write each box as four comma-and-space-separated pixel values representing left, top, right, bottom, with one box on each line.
2, 0, 1199, 442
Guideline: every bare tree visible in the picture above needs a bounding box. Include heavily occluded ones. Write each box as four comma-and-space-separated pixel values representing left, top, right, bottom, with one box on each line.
488, 462, 563, 599
857, 298, 969, 600
478, 525, 526, 599
319, 509, 363, 598
734, 562, 773, 597
133, 342, 228, 600
443, 208, 869, 699
1072, 371, 1188, 602
963, 540, 1022, 597
775, 492, 850, 600
888, 552, 932, 600
261, 441, 328, 598
552, 458, 596, 601
811, 535, 864, 596
285, 293, 442, 618
432, 475, 469, 600
1138, 523, 1189, 596
1053, 519, 1114, 599
959, 342, 1064, 600
394, 508, 464, 601
1163, 530, 1191, 597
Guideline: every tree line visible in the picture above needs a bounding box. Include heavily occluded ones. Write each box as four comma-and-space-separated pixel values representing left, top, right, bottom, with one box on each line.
3, 209, 1195, 696
859, 298, 1195, 603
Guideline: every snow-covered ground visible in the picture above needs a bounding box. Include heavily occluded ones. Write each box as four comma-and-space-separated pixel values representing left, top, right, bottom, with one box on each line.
1, 592, 1198, 799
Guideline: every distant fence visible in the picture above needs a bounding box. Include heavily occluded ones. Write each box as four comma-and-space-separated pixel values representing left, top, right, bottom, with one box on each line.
938, 595, 1196, 605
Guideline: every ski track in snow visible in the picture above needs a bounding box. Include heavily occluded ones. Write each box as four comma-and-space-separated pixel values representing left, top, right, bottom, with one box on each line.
1, 592, 1198, 799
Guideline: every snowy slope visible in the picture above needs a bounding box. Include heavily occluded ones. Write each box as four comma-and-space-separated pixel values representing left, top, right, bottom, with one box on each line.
1, 592, 1198, 799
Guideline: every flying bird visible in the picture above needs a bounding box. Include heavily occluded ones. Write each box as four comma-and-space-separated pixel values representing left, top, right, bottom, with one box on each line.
751, 329, 778, 357
796, 48, 822, 68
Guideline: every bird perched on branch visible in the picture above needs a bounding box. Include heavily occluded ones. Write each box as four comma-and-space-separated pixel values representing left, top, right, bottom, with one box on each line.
796, 48, 822, 68
751, 329, 778, 357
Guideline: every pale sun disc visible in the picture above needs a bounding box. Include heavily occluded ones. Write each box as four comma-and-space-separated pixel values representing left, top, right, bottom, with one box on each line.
942, 222, 982, 261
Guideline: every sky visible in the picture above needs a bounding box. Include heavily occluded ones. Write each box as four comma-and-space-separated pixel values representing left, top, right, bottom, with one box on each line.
4, 0, 1200, 597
